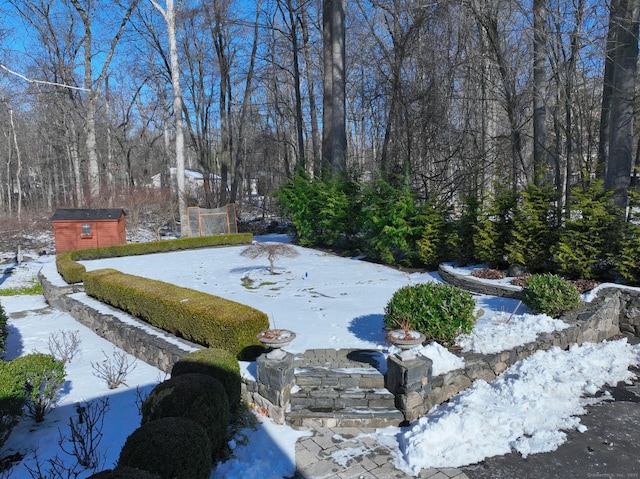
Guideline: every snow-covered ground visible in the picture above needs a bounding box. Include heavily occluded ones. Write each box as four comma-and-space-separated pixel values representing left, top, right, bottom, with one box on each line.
0, 237, 639, 478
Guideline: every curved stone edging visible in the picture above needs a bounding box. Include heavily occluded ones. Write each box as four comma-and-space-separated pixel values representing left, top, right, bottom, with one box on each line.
438, 263, 522, 298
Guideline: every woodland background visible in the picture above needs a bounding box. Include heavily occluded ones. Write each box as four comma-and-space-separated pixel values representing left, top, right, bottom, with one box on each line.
0, 0, 638, 279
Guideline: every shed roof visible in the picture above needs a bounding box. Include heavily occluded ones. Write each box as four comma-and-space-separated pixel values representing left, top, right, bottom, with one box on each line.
51, 208, 126, 221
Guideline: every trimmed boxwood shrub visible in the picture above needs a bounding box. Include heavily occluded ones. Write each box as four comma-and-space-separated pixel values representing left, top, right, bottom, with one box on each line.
384, 282, 476, 347
9, 353, 65, 422
171, 348, 241, 410
88, 467, 161, 479
521, 273, 581, 317
55, 252, 86, 284
72, 233, 253, 261
141, 373, 230, 458
118, 417, 212, 479
83, 269, 268, 358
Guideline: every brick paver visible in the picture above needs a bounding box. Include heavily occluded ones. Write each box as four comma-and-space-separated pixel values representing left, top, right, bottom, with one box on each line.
294, 426, 470, 479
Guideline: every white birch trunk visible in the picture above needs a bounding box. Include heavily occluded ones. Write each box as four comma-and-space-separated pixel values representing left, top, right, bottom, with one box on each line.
150, 0, 188, 232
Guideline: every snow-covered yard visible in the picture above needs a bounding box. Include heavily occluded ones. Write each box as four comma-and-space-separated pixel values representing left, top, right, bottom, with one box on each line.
0, 236, 638, 478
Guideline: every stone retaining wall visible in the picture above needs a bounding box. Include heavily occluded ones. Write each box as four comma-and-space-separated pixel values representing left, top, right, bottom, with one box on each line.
40, 267, 200, 373
424, 287, 640, 412
614, 288, 640, 336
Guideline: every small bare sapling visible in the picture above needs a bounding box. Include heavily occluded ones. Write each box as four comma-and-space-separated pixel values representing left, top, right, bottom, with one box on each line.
60, 398, 109, 469
25, 398, 109, 479
91, 349, 136, 389
48, 330, 81, 364
240, 242, 299, 274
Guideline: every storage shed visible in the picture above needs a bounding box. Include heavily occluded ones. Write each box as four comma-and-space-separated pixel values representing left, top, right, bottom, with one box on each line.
51, 208, 126, 253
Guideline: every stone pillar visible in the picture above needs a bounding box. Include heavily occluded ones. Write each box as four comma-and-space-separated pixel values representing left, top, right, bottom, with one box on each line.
385, 353, 432, 423
255, 351, 295, 424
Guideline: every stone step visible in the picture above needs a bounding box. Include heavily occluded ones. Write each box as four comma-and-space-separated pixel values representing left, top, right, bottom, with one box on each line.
294, 366, 386, 390
290, 386, 396, 411
285, 407, 405, 429
289, 363, 401, 428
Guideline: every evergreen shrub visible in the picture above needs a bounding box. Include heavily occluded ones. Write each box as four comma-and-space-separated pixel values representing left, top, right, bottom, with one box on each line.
452, 194, 482, 266
0, 361, 26, 447
118, 417, 212, 479
505, 185, 559, 272
415, 202, 451, 268
617, 222, 640, 284
552, 183, 620, 279
360, 179, 422, 265
276, 172, 354, 247
384, 283, 476, 347
9, 353, 65, 422
141, 373, 230, 458
83, 269, 268, 358
520, 273, 581, 317
171, 348, 241, 410
473, 186, 518, 269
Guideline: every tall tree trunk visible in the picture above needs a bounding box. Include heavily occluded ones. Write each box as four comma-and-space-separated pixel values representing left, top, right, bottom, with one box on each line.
301, 2, 321, 177
150, 0, 188, 231
5, 127, 11, 214
279, 0, 306, 171
603, 0, 640, 209
211, 7, 232, 207
70, 0, 100, 202
532, 0, 547, 186
322, 0, 347, 178
68, 137, 83, 206
563, 0, 584, 217
597, 7, 618, 178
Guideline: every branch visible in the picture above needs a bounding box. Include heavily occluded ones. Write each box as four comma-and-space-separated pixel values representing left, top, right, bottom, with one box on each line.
0, 64, 90, 92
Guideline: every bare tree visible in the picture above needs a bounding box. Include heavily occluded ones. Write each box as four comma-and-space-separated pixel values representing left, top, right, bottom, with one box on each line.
8, 108, 21, 220
48, 330, 81, 364
91, 349, 137, 389
148, 0, 188, 231
68, 0, 140, 203
277, 0, 306, 171
208, 0, 233, 206
241, 242, 299, 274
231, 0, 263, 205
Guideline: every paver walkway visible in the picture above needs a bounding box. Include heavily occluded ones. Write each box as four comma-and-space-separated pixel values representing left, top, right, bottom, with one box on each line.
294, 426, 470, 479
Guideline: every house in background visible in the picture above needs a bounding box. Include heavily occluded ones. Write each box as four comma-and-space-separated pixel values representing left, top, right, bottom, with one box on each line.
51, 208, 126, 253
150, 167, 222, 203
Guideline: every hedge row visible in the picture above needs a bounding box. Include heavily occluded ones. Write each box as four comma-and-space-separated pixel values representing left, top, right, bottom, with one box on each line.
56, 233, 253, 284
83, 269, 268, 358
